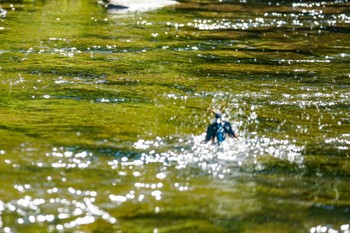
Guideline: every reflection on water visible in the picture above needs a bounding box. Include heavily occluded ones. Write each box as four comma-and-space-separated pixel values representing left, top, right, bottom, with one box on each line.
101, 0, 178, 13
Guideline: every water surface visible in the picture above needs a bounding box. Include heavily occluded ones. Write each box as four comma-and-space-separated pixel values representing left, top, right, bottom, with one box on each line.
0, 0, 349, 232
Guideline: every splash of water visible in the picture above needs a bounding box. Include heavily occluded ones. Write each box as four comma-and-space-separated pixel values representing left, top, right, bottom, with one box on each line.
133, 132, 304, 178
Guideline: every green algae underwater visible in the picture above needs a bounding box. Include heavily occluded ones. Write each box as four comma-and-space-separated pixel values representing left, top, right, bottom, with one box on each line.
0, 0, 350, 232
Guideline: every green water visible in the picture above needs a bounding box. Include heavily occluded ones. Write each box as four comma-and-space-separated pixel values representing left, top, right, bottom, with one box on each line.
0, 0, 349, 232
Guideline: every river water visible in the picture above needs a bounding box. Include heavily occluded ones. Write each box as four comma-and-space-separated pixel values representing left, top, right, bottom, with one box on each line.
0, 0, 349, 232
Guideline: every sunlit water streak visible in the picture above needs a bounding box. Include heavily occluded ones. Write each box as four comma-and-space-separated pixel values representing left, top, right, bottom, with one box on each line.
177, 6, 350, 32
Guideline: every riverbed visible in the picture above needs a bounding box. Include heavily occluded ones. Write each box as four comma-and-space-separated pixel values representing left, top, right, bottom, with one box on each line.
0, 0, 349, 232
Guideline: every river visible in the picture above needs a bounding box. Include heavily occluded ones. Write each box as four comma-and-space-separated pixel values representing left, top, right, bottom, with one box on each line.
0, 0, 349, 232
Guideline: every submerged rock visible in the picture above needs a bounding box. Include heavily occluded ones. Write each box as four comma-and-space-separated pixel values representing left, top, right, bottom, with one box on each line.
98, 0, 177, 13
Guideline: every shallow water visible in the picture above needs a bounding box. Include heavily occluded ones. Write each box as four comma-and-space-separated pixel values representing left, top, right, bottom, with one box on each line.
0, 0, 349, 232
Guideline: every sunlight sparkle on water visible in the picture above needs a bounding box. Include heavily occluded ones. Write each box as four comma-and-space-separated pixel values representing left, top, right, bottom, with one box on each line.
190, 5, 349, 32
310, 224, 350, 233
46, 149, 93, 169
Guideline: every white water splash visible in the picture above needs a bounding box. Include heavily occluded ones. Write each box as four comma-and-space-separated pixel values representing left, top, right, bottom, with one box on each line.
133, 132, 304, 178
